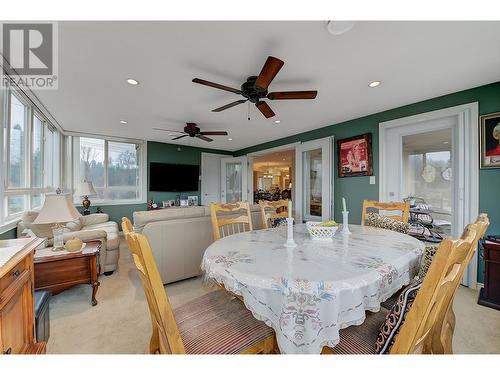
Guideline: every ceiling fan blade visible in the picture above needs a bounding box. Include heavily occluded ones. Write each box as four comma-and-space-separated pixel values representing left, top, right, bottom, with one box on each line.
255, 101, 275, 119
152, 128, 185, 133
267, 90, 318, 100
196, 134, 213, 142
192, 78, 242, 94
212, 100, 247, 112
255, 56, 284, 90
199, 131, 228, 136
171, 134, 188, 140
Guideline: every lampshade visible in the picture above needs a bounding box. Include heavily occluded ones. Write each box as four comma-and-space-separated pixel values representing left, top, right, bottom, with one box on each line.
78, 181, 97, 197
33, 193, 81, 224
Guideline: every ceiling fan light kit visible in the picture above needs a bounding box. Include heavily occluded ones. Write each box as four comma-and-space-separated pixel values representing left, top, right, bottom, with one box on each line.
192, 55, 318, 119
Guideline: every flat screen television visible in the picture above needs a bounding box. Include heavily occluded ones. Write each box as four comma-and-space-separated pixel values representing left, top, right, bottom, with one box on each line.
149, 162, 200, 192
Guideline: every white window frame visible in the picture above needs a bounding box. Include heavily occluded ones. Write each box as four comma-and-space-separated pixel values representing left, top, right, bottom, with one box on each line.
71, 133, 147, 206
1, 87, 63, 230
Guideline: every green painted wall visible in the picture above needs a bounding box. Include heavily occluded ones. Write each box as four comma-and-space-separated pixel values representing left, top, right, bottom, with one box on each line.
147, 141, 232, 204
236, 81, 500, 283
0, 228, 16, 240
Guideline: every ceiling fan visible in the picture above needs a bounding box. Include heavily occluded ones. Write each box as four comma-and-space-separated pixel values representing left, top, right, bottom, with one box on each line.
192, 56, 318, 119
153, 122, 228, 142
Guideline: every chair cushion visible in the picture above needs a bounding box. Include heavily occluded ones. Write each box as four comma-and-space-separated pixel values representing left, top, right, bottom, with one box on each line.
366, 212, 409, 234
173, 290, 274, 354
329, 309, 389, 354
269, 217, 287, 228
375, 279, 422, 354
416, 245, 438, 280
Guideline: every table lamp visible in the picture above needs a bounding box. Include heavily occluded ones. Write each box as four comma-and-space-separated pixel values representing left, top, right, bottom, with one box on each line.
78, 181, 97, 215
33, 192, 81, 251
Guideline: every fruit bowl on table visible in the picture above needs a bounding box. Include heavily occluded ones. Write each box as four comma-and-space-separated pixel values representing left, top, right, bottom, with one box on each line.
306, 221, 338, 240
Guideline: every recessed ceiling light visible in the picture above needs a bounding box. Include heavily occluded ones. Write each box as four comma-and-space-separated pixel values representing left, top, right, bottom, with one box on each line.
126, 78, 139, 85
274, 120, 281, 124
327, 21, 355, 35
119, 120, 127, 124
228, 138, 233, 141
368, 81, 381, 88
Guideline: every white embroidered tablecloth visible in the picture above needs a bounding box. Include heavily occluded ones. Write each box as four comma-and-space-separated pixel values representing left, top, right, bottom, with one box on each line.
201, 224, 424, 354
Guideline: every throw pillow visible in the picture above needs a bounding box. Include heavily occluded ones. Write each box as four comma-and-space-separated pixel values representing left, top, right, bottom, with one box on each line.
375, 279, 422, 354
416, 245, 438, 280
64, 218, 83, 232
366, 212, 409, 234
269, 217, 287, 228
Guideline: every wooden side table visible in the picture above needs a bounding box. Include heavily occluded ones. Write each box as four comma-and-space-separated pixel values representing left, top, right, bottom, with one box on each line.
34, 241, 101, 306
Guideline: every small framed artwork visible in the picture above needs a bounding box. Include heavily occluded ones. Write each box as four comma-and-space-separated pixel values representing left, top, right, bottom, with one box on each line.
480, 112, 500, 169
188, 195, 198, 206
337, 133, 373, 177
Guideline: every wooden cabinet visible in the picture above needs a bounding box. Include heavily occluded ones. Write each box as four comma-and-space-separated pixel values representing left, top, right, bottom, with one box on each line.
0, 238, 45, 354
478, 238, 500, 310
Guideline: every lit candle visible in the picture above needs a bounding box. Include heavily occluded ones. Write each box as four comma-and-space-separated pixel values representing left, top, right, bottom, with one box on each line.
342, 197, 347, 212
288, 200, 293, 218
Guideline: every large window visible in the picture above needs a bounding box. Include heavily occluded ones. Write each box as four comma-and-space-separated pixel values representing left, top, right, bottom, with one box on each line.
2, 91, 62, 224
73, 136, 144, 204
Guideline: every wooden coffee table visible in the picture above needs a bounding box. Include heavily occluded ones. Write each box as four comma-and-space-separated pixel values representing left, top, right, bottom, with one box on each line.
34, 241, 101, 306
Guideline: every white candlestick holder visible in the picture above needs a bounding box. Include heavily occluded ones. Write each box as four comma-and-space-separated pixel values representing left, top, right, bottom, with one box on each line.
341, 211, 351, 234
284, 217, 297, 248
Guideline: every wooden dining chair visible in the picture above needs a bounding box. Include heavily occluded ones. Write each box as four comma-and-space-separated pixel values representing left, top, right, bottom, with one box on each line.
210, 201, 253, 241
322, 221, 478, 354
361, 200, 410, 225
122, 217, 161, 354
128, 231, 276, 354
431, 213, 489, 354
259, 199, 289, 229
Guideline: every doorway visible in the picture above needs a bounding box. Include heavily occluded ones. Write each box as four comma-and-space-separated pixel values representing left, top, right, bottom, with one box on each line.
251, 149, 295, 204
380, 103, 479, 287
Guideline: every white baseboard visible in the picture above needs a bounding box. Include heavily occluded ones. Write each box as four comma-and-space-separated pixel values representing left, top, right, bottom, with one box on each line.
476, 282, 484, 290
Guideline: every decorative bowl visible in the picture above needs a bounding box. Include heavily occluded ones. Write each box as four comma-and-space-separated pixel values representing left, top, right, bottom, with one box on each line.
306, 221, 338, 240
65, 237, 83, 252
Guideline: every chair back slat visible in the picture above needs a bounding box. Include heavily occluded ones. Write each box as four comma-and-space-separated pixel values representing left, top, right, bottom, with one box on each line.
121, 217, 185, 354
390, 223, 478, 354
361, 200, 410, 225
210, 201, 253, 240
431, 213, 489, 353
259, 199, 289, 229
134, 233, 186, 354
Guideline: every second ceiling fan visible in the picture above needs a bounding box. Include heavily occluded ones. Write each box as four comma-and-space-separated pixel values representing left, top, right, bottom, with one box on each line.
192, 56, 318, 119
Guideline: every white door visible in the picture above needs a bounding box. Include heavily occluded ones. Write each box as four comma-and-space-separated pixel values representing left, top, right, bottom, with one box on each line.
295, 137, 333, 223
200, 153, 227, 205
220, 156, 248, 203
380, 103, 479, 287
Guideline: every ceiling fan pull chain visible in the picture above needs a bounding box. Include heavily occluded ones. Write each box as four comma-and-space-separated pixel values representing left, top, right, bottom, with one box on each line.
248, 101, 250, 121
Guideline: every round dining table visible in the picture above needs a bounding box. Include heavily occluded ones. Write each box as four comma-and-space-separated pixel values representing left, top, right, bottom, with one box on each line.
201, 223, 425, 354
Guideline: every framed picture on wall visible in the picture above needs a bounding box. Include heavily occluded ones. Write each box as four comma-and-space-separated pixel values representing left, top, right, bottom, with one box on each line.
337, 133, 373, 177
480, 112, 500, 169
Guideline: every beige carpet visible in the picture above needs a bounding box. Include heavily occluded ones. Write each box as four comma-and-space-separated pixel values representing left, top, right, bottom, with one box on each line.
46, 237, 500, 354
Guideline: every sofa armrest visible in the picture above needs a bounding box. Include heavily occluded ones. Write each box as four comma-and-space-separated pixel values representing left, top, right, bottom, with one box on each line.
80, 213, 109, 227
62, 229, 107, 243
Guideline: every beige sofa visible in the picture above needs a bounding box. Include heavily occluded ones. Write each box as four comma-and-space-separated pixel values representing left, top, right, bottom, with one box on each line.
17, 211, 120, 274
133, 205, 264, 284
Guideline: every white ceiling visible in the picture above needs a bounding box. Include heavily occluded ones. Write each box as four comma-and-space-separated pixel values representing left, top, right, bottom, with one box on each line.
36, 21, 500, 151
